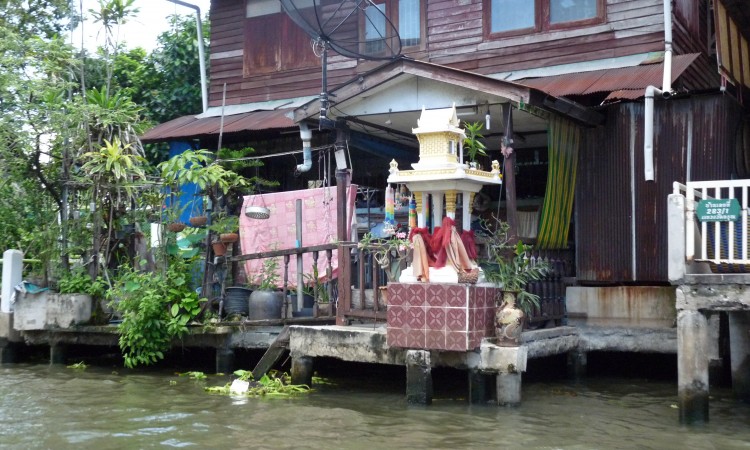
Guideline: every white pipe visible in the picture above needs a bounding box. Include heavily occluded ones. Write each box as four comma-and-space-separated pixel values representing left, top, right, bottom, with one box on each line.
296, 122, 313, 173
642, 0, 674, 181
166, 0, 208, 113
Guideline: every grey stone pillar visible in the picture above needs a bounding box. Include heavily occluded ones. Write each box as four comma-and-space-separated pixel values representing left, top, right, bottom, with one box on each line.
406, 350, 432, 405
1, 250, 23, 313
50, 343, 67, 365
291, 356, 314, 387
215, 347, 234, 374
0, 341, 16, 364
468, 370, 491, 404
567, 350, 587, 380
496, 372, 522, 406
728, 311, 750, 401
677, 309, 710, 423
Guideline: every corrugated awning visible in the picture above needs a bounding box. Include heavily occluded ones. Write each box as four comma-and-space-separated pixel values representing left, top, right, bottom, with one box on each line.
517, 53, 700, 102
141, 108, 296, 143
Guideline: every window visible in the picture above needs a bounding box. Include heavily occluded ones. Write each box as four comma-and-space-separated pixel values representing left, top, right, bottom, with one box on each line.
486, 0, 603, 36
364, 0, 424, 53
244, 0, 319, 76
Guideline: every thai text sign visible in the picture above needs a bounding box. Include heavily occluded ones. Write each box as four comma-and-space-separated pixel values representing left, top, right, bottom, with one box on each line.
696, 198, 741, 222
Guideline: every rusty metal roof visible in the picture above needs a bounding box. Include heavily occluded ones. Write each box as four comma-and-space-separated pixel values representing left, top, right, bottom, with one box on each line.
517, 53, 700, 102
141, 108, 296, 143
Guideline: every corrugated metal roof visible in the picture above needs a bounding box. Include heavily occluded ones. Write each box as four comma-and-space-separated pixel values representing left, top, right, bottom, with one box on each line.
141, 108, 296, 143
517, 53, 700, 101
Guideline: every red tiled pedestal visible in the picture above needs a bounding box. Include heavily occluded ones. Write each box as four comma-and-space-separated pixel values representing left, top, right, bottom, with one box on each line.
387, 282, 499, 351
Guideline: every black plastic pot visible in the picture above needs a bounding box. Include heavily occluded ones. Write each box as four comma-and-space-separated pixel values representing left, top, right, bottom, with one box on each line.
248, 290, 284, 320
224, 287, 251, 316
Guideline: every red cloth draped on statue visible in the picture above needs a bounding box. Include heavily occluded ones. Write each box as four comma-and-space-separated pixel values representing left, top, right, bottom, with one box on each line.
409, 217, 477, 276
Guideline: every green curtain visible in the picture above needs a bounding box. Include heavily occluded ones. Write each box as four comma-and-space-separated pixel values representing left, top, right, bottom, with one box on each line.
536, 115, 581, 249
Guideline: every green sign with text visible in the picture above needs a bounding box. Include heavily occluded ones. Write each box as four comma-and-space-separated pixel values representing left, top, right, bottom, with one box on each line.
696, 198, 741, 222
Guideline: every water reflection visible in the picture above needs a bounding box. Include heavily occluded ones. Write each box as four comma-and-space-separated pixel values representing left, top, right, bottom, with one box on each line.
1, 364, 749, 449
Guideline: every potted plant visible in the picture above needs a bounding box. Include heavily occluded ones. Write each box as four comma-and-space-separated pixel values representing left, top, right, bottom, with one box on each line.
248, 257, 284, 320
481, 218, 550, 346
301, 264, 331, 316
463, 121, 487, 168
209, 213, 240, 243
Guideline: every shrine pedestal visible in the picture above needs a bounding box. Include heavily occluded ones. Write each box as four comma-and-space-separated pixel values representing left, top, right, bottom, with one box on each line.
386, 282, 499, 351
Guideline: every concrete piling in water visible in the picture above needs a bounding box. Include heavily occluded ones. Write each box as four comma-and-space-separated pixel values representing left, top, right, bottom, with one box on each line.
567, 350, 587, 380
677, 309, 710, 423
496, 372, 522, 406
216, 346, 234, 374
405, 350, 432, 405
0, 341, 16, 364
291, 356, 314, 387
468, 370, 491, 404
728, 311, 750, 401
50, 343, 67, 365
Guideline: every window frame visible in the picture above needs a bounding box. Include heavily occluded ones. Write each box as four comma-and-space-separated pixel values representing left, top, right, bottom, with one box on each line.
483, 0, 604, 39
362, 0, 426, 55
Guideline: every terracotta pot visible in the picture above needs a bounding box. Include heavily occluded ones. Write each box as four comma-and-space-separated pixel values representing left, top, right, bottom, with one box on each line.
220, 232, 239, 243
495, 291, 524, 346
167, 222, 186, 233
211, 241, 227, 256
189, 216, 208, 227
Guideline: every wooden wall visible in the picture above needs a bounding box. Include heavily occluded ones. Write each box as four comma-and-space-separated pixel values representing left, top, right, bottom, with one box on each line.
209, 0, 683, 108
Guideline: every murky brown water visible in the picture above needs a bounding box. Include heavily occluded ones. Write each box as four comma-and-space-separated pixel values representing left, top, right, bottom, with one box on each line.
1, 364, 749, 449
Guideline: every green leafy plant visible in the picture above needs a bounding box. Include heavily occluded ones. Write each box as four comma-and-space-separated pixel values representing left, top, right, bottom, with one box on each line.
463, 121, 488, 163
67, 361, 88, 370
481, 217, 550, 315
302, 264, 330, 304
208, 213, 239, 235
109, 257, 206, 368
157, 149, 248, 195
252, 257, 280, 291
57, 268, 107, 299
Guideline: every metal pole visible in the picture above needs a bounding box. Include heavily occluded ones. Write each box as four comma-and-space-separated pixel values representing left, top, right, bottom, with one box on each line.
296, 199, 304, 312
165, 0, 208, 113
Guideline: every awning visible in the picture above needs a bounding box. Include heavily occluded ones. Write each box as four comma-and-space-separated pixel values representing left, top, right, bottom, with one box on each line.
140, 108, 297, 143
516, 53, 701, 102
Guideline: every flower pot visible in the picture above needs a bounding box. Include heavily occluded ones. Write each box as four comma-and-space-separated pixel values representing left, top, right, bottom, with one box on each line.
211, 241, 227, 256
167, 222, 186, 233
248, 290, 284, 320
224, 287, 251, 316
495, 291, 524, 346
189, 216, 208, 227
220, 232, 239, 243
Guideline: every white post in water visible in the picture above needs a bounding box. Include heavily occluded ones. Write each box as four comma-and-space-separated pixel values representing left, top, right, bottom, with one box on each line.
1, 250, 23, 313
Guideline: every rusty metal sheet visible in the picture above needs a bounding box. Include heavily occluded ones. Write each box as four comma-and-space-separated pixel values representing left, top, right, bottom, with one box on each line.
518, 53, 700, 99
141, 109, 296, 143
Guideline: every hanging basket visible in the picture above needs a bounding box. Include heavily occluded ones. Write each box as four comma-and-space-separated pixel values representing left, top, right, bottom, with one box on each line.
189, 215, 208, 227
245, 205, 270, 220
167, 222, 186, 233
220, 232, 239, 243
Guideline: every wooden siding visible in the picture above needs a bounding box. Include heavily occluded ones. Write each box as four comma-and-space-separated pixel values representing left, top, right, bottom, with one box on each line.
576, 95, 743, 284
209, 0, 674, 107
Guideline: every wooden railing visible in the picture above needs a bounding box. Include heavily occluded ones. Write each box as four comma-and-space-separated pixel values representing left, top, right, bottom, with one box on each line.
525, 248, 574, 328
229, 243, 338, 318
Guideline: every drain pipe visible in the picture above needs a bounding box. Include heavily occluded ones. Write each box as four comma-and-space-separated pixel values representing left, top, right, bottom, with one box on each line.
296, 122, 313, 173
166, 0, 208, 113
643, 0, 674, 181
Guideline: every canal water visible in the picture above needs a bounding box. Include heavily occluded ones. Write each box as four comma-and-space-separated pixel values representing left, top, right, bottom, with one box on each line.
1, 362, 749, 449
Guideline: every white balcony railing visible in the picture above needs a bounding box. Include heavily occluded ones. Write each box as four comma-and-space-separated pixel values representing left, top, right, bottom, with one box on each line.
669, 180, 750, 282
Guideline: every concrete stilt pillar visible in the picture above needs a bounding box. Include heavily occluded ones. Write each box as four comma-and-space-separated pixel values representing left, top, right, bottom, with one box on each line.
728, 311, 750, 401
291, 356, 314, 386
406, 350, 432, 405
50, 343, 67, 365
215, 347, 234, 374
677, 309, 710, 424
468, 370, 491, 404
0, 341, 16, 364
567, 350, 587, 380
496, 372, 522, 406
1, 250, 23, 313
